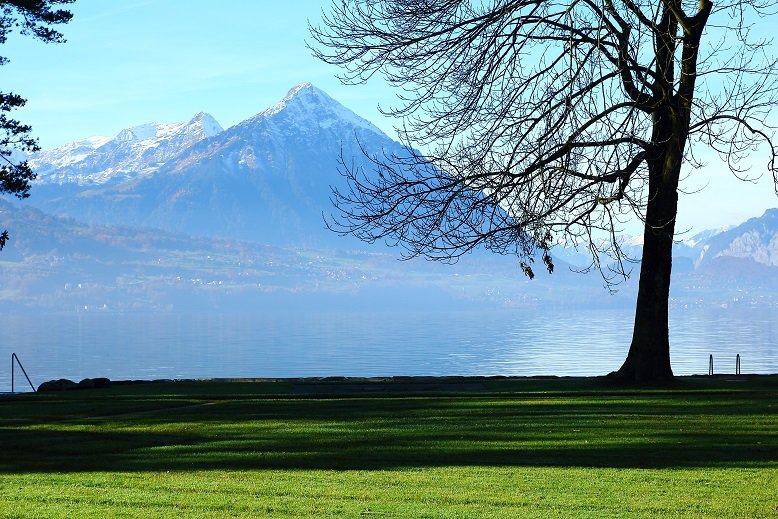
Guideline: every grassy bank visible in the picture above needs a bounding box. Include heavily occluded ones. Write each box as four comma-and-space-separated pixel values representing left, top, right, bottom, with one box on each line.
1, 377, 777, 517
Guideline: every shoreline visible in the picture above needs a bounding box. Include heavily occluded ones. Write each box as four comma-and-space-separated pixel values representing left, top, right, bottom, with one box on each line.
13, 373, 776, 396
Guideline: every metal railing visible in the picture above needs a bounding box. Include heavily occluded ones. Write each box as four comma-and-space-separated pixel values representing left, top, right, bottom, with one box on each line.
11, 353, 36, 393
707, 354, 742, 376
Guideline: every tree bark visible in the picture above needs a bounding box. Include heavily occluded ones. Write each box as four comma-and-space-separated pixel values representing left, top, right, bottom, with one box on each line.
611, 144, 681, 384
613, 208, 676, 382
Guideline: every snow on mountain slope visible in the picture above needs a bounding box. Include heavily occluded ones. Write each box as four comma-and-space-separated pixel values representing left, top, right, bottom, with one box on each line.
29, 112, 223, 185
28, 136, 111, 172
25, 83, 407, 247
680, 227, 732, 248
259, 82, 385, 136
133, 83, 405, 245
697, 209, 778, 267
167, 83, 390, 173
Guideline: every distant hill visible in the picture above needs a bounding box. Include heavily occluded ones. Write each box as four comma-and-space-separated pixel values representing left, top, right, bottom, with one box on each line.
8, 195, 778, 313
3, 200, 586, 313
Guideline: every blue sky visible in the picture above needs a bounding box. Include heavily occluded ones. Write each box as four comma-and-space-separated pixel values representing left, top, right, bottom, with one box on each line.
4, 0, 395, 147
4, 0, 777, 233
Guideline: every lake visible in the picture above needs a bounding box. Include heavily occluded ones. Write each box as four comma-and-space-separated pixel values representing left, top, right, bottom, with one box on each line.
2, 306, 776, 390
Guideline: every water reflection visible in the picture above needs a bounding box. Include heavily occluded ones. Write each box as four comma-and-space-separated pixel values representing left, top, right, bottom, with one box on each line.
1, 306, 776, 388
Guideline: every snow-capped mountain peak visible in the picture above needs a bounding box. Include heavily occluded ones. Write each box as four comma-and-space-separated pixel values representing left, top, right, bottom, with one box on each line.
187, 112, 223, 138
25, 83, 412, 246
28, 82, 389, 190
697, 209, 778, 267
263, 82, 328, 116
115, 113, 222, 144
27, 135, 111, 171
258, 82, 385, 136
29, 113, 223, 186
116, 123, 165, 142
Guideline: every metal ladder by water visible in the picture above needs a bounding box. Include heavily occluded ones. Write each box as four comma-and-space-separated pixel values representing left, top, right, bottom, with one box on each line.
11, 353, 36, 393
708, 353, 742, 376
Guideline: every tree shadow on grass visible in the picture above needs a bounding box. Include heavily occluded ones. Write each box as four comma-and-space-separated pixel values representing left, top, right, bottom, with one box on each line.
1, 393, 776, 473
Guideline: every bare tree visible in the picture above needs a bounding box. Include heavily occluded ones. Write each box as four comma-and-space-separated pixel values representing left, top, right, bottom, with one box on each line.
311, 0, 778, 383
1, 0, 74, 249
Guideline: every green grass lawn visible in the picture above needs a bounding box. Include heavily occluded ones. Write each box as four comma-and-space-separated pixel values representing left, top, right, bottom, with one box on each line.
0, 377, 777, 518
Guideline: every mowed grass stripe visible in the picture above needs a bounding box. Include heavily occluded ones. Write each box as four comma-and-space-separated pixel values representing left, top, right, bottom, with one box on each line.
1, 467, 775, 518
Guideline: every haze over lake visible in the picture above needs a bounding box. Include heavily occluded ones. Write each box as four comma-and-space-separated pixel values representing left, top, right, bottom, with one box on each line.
3, 85, 778, 390
3, 305, 776, 390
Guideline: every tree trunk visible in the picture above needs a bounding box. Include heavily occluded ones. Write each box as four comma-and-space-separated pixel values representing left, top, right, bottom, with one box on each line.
611, 159, 680, 384
608, 3, 709, 384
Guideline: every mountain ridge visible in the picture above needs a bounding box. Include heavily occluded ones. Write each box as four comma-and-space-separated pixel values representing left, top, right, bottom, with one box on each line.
16, 83, 778, 270
696, 208, 778, 268
23, 83, 409, 248
28, 112, 224, 186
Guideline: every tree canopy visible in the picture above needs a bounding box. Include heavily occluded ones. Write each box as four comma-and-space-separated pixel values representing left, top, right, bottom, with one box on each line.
311, 0, 778, 383
1, 0, 74, 249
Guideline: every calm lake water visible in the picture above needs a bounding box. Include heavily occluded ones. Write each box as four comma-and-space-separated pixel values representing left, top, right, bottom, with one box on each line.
2, 306, 777, 390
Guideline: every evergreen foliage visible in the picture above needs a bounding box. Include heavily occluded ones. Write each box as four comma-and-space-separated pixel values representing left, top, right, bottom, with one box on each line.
0, 0, 73, 249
